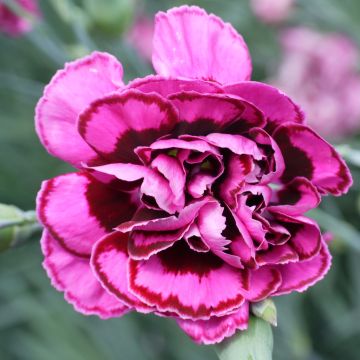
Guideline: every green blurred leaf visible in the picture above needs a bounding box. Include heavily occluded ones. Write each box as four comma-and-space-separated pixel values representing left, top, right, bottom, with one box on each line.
215, 317, 273, 360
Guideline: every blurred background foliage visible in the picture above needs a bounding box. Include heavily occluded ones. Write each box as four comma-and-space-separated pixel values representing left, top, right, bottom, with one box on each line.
1, 0, 360, 359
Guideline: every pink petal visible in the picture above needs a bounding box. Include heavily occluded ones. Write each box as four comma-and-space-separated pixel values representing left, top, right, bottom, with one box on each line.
218, 154, 254, 208
224, 81, 304, 130
117, 198, 211, 233
35, 52, 124, 167
268, 177, 320, 216
90, 232, 152, 312
274, 243, 331, 295
153, 6, 252, 84
197, 201, 243, 268
169, 92, 264, 135
256, 244, 299, 266
151, 154, 186, 209
249, 127, 285, 183
127, 75, 223, 96
128, 241, 245, 320
176, 302, 249, 345
41, 231, 128, 319
240, 267, 282, 301
273, 123, 352, 195
278, 215, 322, 260
37, 172, 136, 257
78, 90, 178, 164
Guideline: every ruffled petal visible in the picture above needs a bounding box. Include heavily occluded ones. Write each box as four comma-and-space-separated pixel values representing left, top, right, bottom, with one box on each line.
153, 6, 252, 84
268, 177, 320, 216
35, 52, 124, 166
90, 232, 152, 311
224, 82, 304, 131
127, 75, 223, 96
169, 92, 264, 136
273, 123, 352, 195
37, 172, 136, 257
128, 241, 245, 320
78, 90, 178, 164
176, 302, 249, 345
41, 231, 129, 319
274, 243, 331, 295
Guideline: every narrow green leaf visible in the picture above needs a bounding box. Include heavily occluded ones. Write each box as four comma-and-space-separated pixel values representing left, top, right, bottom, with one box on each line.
215, 317, 273, 360
308, 208, 360, 252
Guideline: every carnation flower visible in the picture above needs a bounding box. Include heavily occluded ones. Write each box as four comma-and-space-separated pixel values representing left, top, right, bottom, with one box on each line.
35, 6, 352, 345
273, 27, 360, 140
0, 0, 40, 36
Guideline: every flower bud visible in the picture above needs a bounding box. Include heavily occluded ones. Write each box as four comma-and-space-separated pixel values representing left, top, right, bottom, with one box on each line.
0, 204, 41, 252
251, 299, 277, 326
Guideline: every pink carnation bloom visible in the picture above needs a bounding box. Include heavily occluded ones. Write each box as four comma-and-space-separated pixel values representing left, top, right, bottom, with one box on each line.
250, 0, 294, 24
0, 0, 40, 36
35, 6, 352, 345
126, 16, 154, 62
273, 27, 360, 140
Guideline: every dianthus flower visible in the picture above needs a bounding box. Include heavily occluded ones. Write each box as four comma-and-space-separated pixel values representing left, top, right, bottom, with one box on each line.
36, 6, 352, 344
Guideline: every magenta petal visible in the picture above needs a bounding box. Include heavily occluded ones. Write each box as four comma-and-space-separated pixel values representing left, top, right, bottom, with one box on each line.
274, 243, 331, 295
256, 244, 299, 266
78, 90, 178, 164
169, 92, 264, 135
90, 232, 152, 312
279, 215, 322, 260
224, 81, 304, 130
42, 231, 129, 319
127, 75, 223, 96
273, 123, 352, 195
35, 52, 124, 167
37, 172, 136, 257
268, 177, 321, 216
176, 302, 249, 345
151, 154, 186, 209
128, 241, 245, 320
240, 267, 282, 301
153, 6, 252, 84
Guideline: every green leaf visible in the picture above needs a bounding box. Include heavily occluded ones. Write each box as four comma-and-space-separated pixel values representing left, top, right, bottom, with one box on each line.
308, 208, 360, 252
215, 317, 273, 360
251, 299, 277, 327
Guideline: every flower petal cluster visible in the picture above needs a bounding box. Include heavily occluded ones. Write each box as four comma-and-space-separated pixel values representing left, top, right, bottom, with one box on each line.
36, 6, 352, 344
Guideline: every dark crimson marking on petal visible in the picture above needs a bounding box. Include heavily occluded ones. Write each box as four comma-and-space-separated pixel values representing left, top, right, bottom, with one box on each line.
173, 119, 222, 137
128, 228, 184, 259
187, 236, 209, 252
277, 185, 301, 205
78, 91, 178, 164
85, 173, 137, 232
129, 259, 245, 319
275, 130, 314, 183
283, 221, 321, 260
158, 240, 223, 277
249, 268, 282, 301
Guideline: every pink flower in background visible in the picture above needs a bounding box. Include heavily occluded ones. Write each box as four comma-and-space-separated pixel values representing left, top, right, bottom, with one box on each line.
273, 27, 360, 140
126, 16, 154, 62
35, 6, 352, 345
0, 0, 40, 36
250, 0, 294, 24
